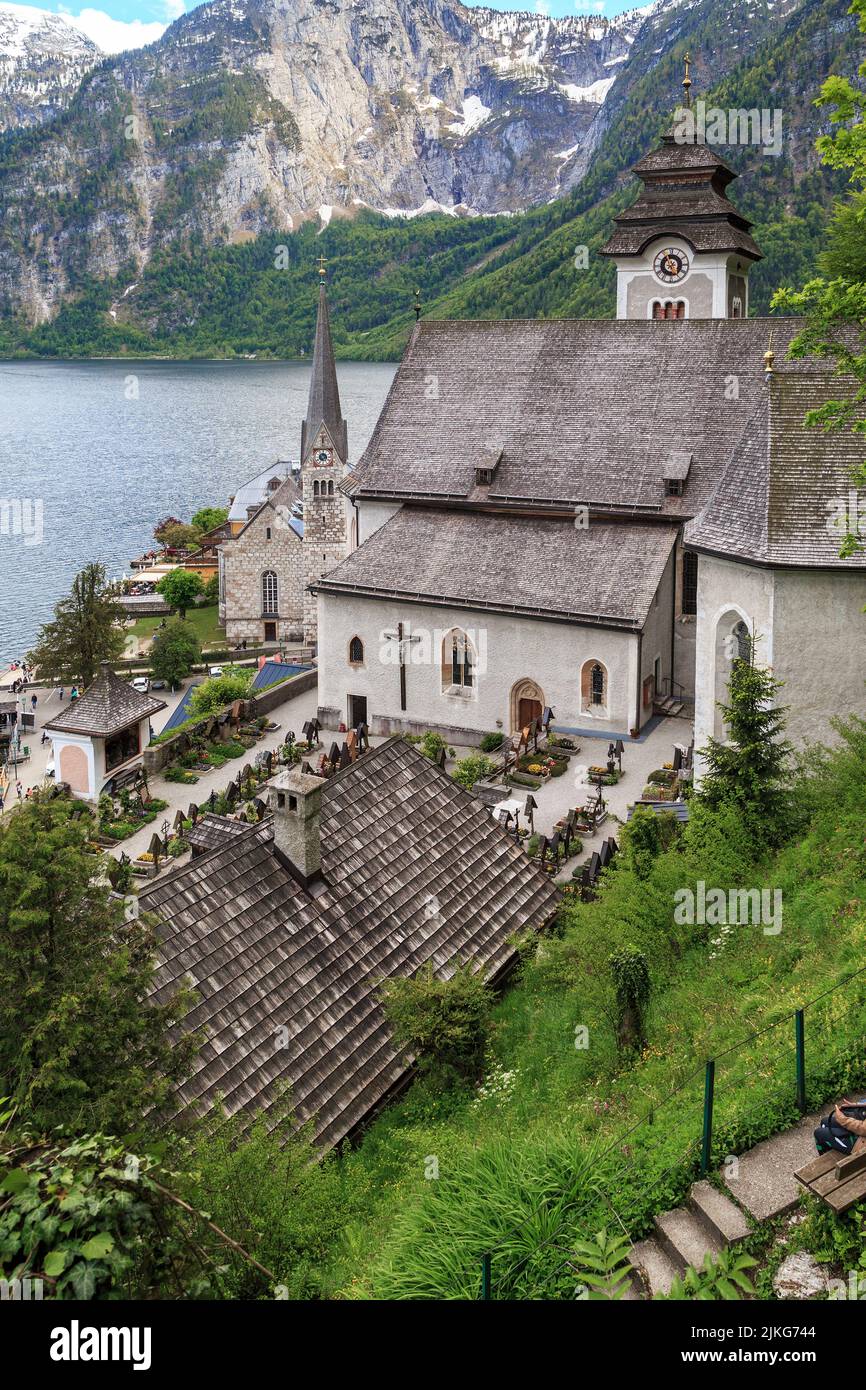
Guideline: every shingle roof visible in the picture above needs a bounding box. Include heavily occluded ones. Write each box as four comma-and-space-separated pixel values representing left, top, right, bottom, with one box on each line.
351, 317, 808, 515
314, 507, 678, 629
44, 665, 166, 737
684, 371, 866, 568
142, 738, 559, 1150
187, 813, 250, 854
227, 462, 296, 524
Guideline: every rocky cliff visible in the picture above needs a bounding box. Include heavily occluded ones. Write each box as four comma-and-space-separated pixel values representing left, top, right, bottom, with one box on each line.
0, 3, 100, 130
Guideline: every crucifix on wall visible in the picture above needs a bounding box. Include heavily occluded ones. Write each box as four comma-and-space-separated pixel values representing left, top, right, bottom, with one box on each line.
383, 622, 422, 711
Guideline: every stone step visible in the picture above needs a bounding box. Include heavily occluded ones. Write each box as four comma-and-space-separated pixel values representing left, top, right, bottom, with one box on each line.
722, 1109, 824, 1222
688, 1179, 750, 1245
654, 1206, 723, 1274
628, 1237, 679, 1297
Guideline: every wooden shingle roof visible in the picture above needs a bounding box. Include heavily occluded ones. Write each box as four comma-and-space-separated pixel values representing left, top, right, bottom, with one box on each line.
314, 507, 679, 630
351, 317, 809, 514
684, 371, 866, 568
142, 738, 559, 1150
44, 665, 166, 737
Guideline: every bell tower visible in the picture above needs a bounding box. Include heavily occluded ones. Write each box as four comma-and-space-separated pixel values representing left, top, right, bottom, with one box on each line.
599, 57, 762, 321
300, 256, 349, 647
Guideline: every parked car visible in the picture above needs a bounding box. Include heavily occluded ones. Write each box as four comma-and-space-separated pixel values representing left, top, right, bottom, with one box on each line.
131, 675, 150, 693
150, 678, 167, 690
208, 666, 223, 679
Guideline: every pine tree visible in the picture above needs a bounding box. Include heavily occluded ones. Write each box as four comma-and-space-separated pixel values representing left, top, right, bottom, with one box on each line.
28, 562, 126, 687
698, 650, 793, 849
0, 796, 196, 1134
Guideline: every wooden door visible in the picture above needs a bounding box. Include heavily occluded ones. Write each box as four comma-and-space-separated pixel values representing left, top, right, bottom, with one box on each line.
518, 697, 542, 730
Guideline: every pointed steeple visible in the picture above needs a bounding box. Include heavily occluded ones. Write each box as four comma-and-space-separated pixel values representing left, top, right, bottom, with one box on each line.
300, 264, 348, 464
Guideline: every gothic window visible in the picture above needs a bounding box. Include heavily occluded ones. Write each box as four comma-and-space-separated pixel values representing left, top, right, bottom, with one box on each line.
348, 635, 364, 665
731, 296, 743, 319
313, 480, 319, 498
261, 570, 278, 615
441, 629, 475, 692
682, 551, 698, 615
733, 620, 751, 663
580, 658, 608, 712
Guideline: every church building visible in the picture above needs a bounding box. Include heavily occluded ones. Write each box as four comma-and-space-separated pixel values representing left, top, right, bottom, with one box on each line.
312, 108, 866, 756
219, 261, 350, 648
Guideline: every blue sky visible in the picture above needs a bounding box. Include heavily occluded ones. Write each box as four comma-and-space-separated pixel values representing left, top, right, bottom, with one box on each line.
15, 0, 642, 55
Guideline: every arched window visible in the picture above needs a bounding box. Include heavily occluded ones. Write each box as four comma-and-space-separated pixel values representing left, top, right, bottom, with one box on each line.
652, 301, 686, 321
580, 658, 608, 713
348, 635, 364, 665
261, 570, 278, 614
732, 620, 751, 663
313, 480, 320, 498
441, 629, 475, 692
731, 296, 743, 319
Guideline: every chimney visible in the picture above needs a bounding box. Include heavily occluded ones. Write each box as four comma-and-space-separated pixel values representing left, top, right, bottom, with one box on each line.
268, 767, 325, 888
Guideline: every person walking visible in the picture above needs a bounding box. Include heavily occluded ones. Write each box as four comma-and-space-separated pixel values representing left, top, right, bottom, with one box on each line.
0, 788, 5, 813
15, 781, 22, 801
58, 687, 64, 703
30, 694, 37, 714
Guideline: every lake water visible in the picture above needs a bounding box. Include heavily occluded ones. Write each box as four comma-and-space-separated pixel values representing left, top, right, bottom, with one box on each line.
0, 358, 396, 664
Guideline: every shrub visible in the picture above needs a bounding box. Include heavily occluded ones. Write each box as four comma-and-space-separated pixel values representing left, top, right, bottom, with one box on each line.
380, 960, 492, 1084
480, 732, 504, 752
451, 754, 496, 789
189, 668, 253, 717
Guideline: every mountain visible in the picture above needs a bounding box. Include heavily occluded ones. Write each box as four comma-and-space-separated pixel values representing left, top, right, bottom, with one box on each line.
0, 0, 859, 343
0, 3, 100, 130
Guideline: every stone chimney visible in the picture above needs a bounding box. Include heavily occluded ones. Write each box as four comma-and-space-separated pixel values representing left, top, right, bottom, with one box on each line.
269, 767, 325, 888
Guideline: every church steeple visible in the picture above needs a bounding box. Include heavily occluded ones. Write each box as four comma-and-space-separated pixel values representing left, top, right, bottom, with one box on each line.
301, 260, 348, 465
599, 70, 762, 321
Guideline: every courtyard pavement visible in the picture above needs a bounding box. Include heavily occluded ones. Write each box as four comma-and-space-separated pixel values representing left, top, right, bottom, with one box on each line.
1, 676, 693, 887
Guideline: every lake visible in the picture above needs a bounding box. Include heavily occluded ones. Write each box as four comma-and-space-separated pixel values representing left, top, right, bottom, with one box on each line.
0, 358, 396, 664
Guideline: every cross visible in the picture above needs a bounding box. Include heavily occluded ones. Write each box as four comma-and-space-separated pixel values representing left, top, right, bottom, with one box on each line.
682, 51, 692, 109
383, 622, 422, 711
318, 254, 327, 283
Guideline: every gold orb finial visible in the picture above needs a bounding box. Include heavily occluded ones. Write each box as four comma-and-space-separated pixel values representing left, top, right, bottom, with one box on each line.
317, 253, 327, 283
682, 51, 693, 109
763, 329, 776, 379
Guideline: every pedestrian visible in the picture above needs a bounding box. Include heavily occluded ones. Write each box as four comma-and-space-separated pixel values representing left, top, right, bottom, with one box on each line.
16, 781, 22, 801
25, 786, 32, 800
40, 731, 48, 746
0, 789, 4, 812
70, 686, 79, 702
58, 687, 64, 702
30, 694, 37, 713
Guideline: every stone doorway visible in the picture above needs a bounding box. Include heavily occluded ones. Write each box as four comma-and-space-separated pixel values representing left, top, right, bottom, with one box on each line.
511, 678, 544, 732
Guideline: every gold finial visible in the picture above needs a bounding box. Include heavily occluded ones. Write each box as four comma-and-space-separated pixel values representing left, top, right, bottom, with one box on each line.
317, 253, 327, 284
413, 287, 422, 322
763, 329, 775, 379
682, 51, 692, 109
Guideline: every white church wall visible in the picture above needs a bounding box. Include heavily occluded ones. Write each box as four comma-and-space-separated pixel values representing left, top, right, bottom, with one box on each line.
693, 554, 774, 781
640, 546, 676, 712
317, 591, 639, 739
772, 568, 866, 749
357, 500, 401, 546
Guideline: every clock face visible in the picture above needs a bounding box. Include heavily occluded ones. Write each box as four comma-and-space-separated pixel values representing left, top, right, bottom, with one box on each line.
314, 448, 332, 466
653, 247, 689, 284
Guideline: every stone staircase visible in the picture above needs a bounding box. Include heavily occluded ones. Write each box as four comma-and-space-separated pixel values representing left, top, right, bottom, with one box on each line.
629, 1179, 750, 1296
626, 1108, 825, 1298
653, 695, 685, 718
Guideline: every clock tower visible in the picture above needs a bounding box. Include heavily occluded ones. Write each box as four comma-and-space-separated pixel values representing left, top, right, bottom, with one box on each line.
599, 80, 761, 320
300, 259, 349, 646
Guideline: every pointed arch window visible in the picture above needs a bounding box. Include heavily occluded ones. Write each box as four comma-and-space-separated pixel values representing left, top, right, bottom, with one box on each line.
580, 658, 609, 714
261, 570, 278, 615
348, 635, 364, 665
732, 620, 751, 663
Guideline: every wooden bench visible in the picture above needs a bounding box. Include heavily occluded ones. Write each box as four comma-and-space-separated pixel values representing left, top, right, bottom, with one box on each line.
795, 1148, 866, 1213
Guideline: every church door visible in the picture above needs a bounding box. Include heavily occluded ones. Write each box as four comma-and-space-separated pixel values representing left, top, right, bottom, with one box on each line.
518, 697, 542, 729
348, 694, 367, 729
264, 622, 277, 643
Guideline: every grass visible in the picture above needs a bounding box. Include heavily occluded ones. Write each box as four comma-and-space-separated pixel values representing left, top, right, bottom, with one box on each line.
128, 604, 224, 652
298, 725, 866, 1299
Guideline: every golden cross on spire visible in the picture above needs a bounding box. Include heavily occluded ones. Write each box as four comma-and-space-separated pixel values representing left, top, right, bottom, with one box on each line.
413, 287, 422, 322
682, 51, 692, 109
317, 253, 327, 283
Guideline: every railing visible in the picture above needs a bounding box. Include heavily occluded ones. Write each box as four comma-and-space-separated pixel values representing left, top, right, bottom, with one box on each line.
476, 963, 866, 1299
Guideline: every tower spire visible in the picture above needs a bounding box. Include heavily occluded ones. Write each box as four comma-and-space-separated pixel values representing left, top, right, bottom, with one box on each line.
682, 51, 692, 110
301, 265, 348, 464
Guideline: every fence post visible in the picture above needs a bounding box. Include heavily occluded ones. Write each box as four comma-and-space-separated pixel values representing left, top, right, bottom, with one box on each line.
481, 1253, 492, 1301
701, 1059, 716, 1176
795, 1009, 806, 1115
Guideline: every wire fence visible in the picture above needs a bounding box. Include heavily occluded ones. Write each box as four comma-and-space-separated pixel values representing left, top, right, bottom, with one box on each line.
478, 962, 866, 1299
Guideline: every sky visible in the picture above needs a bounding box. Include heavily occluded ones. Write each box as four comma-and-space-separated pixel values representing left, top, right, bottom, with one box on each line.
7, 0, 643, 55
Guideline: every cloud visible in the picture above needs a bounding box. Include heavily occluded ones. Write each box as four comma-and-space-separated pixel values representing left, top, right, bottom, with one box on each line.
53, 4, 180, 53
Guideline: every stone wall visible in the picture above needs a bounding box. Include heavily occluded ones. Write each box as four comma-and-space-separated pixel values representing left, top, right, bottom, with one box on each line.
222, 486, 305, 647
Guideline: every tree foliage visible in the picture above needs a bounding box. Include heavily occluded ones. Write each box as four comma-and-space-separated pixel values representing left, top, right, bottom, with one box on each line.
149, 618, 201, 689
380, 960, 491, 1084
28, 562, 125, 687
188, 667, 253, 716
0, 796, 196, 1134
156, 568, 203, 619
